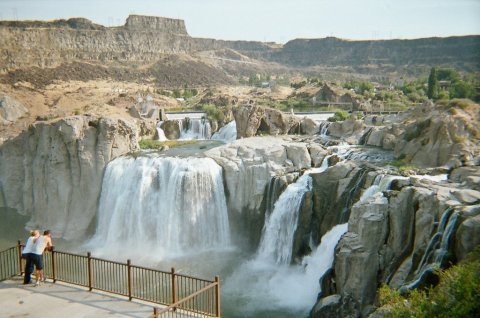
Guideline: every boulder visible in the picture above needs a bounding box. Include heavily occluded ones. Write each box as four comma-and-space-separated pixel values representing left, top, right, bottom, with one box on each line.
0, 95, 28, 124
161, 120, 181, 139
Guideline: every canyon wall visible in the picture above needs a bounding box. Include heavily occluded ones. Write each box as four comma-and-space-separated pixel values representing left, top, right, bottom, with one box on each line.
0, 115, 139, 240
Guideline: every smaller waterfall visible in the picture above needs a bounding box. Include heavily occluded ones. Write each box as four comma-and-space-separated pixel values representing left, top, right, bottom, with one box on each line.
400, 207, 460, 292
256, 162, 331, 265
179, 118, 212, 140
319, 121, 331, 136
359, 174, 409, 203
211, 121, 237, 143
223, 223, 348, 314
156, 121, 168, 141
256, 174, 313, 264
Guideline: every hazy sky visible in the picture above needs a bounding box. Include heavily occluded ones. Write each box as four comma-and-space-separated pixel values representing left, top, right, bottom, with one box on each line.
0, 0, 479, 43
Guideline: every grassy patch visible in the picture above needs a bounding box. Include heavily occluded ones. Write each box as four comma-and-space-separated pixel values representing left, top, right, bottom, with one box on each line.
139, 139, 197, 150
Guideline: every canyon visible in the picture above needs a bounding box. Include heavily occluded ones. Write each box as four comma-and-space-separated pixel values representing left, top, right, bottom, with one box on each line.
0, 14, 479, 318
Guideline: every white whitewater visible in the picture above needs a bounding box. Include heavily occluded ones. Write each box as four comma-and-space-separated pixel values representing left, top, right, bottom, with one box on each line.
179, 118, 212, 140
156, 121, 168, 141
256, 162, 330, 265
87, 156, 230, 260
359, 174, 409, 203
224, 223, 348, 314
211, 121, 237, 143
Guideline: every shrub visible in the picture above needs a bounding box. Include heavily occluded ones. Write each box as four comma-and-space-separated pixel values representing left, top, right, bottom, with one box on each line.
327, 110, 350, 122
378, 246, 480, 318
202, 104, 224, 122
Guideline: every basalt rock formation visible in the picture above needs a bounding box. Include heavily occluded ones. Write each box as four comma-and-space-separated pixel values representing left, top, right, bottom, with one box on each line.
0, 115, 140, 239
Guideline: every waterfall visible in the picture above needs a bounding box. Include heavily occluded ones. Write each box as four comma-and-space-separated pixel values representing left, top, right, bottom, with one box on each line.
179, 118, 211, 140
399, 207, 460, 292
256, 162, 331, 265
211, 121, 237, 142
223, 223, 348, 314
87, 155, 230, 259
359, 174, 409, 203
319, 121, 330, 136
156, 121, 168, 141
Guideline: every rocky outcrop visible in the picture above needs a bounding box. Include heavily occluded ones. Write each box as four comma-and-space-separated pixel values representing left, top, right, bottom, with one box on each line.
363, 101, 480, 168
0, 95, 28, 124
0, 115, 139, 239
310, 167, 480, 318
205, 136, 312, 248
125, 15, 188, 35
232, 104, 301, 138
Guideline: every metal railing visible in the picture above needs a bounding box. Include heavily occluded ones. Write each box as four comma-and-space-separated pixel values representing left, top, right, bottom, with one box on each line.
1, 242, 220, 317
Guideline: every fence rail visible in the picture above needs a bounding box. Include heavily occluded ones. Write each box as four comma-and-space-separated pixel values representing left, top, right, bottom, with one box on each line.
1, 242, 220, 317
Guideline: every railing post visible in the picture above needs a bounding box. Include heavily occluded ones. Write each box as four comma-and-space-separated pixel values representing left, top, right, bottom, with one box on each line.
215, 276, 221, 318
171, 267, 177, 306
51, 246, 56, 283
17, 240, 23, 275
153, 307, 158, 318
127, 259, 132, 301
87, 252, 92, 291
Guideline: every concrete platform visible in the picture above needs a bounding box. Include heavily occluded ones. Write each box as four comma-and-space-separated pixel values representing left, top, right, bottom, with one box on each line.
0, 276, 155, 318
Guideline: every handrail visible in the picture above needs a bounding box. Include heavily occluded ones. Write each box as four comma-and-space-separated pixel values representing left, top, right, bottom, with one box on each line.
153, 276, 220, 318
1, 243, 221, 317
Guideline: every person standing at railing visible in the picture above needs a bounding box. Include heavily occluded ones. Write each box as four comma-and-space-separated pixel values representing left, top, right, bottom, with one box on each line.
22, 230, 40, 285
31, 230, 53, 286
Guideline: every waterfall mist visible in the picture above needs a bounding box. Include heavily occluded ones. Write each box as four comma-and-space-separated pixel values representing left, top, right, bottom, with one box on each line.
223, 223, 348, 316
86, 156, 231, 261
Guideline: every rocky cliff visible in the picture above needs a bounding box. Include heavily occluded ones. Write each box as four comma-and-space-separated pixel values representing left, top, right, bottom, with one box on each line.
0, 115, 140, 240
0, 15, 271, 72
269, 36, 480, 73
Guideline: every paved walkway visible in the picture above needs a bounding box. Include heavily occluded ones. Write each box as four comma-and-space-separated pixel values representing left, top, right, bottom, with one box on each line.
0, 276, 155, 318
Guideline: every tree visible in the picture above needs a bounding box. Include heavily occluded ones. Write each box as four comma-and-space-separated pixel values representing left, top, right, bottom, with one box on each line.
427, 67, 439, 99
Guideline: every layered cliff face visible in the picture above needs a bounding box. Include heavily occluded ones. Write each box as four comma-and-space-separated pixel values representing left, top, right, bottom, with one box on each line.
269, 36, 480, 72
0, 115, 139, 240
0, 15, 271, 73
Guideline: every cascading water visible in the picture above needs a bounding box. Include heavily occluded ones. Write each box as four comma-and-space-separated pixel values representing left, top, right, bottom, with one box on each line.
211, 121, 237, 143
359, 174, 409, 203
179, 118, 212, 140
87, 155, 230, 260
223, 223, 348, 316
256, 173, 313, 264
156, 121, 168, 141
399, 207, 460, 292
223, 161, 344, 316
319, 121, 330, 136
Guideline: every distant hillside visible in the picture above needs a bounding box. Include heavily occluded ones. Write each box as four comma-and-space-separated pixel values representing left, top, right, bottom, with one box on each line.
267, 36, 480, 72
0, 15, 478, 85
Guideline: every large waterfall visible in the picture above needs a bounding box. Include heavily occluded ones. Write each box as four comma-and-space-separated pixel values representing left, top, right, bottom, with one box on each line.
87, 155, 230, 259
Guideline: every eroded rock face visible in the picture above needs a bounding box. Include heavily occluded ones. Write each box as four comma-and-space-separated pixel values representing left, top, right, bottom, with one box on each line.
205, 136, 312, 248
311, 168, 480, 318
363, 101, 480, 168
232, 105, 300, 138
0, 115, 139, 240
0, 95, 28, 124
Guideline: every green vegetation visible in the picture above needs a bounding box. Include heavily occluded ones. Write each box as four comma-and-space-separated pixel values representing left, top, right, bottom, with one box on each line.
378, 246, 480, 318
202, 104, 225, 122
327, 110, 350, 122
342, 80, 374, 95
139, 139, 197, 150
388, 158, 417, 172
